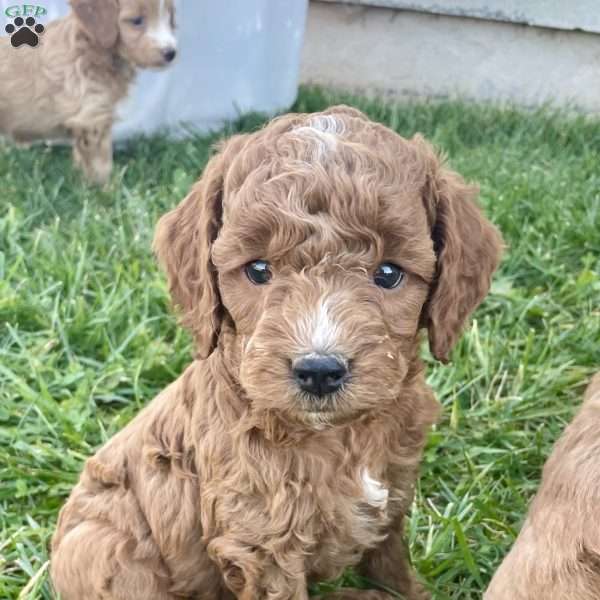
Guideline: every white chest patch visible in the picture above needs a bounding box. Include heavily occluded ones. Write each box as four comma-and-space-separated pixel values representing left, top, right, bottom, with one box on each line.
361, 469, 389, 510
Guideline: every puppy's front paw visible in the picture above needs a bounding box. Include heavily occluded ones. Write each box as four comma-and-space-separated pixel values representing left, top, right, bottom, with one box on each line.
72, 126, 113, 185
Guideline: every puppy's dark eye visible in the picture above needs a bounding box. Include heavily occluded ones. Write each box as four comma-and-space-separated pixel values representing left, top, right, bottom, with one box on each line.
245, 260, 272, 285
374, 263, 404, 289
129, 16, 144, 26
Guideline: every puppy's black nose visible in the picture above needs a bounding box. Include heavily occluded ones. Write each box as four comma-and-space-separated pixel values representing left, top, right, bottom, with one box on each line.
293, 355, 348, 397
162, 48, 177, 62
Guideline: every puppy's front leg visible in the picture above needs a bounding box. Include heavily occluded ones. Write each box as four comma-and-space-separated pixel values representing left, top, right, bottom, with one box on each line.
72, 122, 113, 185
357, 517, 429, 600
209, 537, 310, 600
225, 563, 310, 600
51, 519, 178, 600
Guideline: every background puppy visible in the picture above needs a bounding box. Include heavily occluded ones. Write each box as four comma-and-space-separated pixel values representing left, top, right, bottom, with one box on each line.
0, 0, 177, 184
51, 106, 502, 600
485, 372, 600, 600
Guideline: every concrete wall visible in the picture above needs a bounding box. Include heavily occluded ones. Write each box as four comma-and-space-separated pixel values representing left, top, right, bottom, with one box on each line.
319, 0, 600, 33
300, 1, 600, 112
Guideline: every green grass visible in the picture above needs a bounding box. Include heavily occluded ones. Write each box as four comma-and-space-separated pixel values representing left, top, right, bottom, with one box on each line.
1, 87, 599, 599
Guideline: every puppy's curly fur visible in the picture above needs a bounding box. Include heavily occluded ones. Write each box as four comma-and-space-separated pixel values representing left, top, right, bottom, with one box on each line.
485, 372, 600, 600
51, 106, 503, 599
0, 0, 176, 184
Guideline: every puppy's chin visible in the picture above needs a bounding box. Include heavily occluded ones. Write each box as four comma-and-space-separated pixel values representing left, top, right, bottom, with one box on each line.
297, 408, 357, 430
133, 58, 172, 70
245, 387, 368, 432
293, 392, 359, 429
146, 59, 175, 70
252, 404, 360, 435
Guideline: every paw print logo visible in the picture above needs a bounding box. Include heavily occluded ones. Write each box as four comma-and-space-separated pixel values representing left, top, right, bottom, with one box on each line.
5, 16, 45, 48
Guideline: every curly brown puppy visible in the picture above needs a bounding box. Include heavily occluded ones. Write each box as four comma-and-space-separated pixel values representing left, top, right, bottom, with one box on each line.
0, 0, 177, 184
51, 106, 503, 600
485, 372, 600, 600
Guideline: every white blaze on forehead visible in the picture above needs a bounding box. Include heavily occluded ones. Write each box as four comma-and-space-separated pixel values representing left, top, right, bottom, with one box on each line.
292, 115, 346, 161
148, 0, 176, 49
296, 297, 341, 353
361, 469, 389, 510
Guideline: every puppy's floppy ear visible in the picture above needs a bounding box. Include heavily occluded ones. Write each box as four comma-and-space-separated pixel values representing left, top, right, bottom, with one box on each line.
416, 135, 503, 363
153, 143, 236, 359
70, 0, 119, 49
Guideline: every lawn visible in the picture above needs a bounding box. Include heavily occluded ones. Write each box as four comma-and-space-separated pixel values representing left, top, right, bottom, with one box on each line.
1, 87, 599, 600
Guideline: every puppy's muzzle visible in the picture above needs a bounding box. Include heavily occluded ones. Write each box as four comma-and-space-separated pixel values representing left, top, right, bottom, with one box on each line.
293, 355, 348, 397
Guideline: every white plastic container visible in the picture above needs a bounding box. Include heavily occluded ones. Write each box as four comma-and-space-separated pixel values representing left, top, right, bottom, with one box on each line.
1, 0, 308, 139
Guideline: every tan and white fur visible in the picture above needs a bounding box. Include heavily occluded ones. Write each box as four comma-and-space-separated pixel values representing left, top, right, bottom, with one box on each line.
0, 0, 176, 184
485, 372, 600, 600
50, 106, 503, 599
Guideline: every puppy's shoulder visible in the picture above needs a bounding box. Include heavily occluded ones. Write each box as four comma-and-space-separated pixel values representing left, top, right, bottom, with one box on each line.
81, 363, 200, 488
